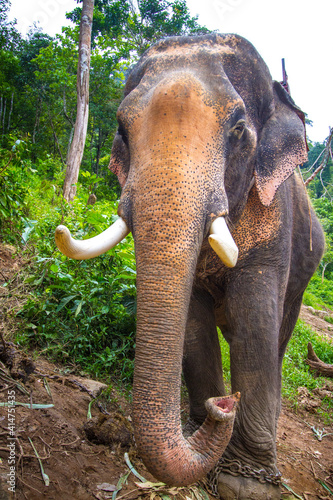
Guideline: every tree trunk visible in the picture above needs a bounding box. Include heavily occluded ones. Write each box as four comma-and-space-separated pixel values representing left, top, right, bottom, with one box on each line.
94, 127, 104, 176
322, 262, 328, 283
2, 98, 6, 137
66, 127, 74, 164
33, 96, 41, 144
63, 0, 95, 202
7, 92, 14, 132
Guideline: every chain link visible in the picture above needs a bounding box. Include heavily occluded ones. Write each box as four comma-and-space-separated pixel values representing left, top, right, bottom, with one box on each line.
208, 458, 282, 496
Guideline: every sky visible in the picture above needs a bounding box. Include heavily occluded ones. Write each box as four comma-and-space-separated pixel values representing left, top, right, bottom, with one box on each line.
8, 0, 332, 143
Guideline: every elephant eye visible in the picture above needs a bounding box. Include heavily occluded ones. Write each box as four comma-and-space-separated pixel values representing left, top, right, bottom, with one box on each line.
118, 124, 129, 147
230, 120, 246, 140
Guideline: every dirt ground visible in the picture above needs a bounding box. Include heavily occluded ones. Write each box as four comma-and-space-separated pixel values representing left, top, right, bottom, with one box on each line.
0, 244, 332, 500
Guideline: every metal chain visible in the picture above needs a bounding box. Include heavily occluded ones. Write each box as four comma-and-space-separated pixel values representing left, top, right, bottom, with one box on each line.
208, 457, 282, 497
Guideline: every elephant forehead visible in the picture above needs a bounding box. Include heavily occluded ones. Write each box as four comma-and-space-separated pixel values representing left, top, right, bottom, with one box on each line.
141, 75, 222, 136
119, 69, 243, 138
126, 75, 235, 178
150, 73, 241, 119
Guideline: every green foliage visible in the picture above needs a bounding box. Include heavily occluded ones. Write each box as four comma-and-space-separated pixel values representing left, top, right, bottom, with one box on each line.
68, 0, 209, 57
0, 0, 22, 51
14, 179, 137, 384
129, 0, 210, 55
303, 196, 333, 308
0, 135, 30, 242
19, 29, 53, 88
304, 275, 333, 309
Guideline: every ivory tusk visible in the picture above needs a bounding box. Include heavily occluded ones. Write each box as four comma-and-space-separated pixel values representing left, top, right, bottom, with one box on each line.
208, 217, 238, 268
55, 217, 130, 260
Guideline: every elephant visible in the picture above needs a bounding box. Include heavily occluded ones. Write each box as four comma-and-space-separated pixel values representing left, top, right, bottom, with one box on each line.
55, 34, 325, 499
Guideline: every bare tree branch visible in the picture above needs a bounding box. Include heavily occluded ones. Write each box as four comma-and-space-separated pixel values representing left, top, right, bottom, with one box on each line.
305, 128, 333, 186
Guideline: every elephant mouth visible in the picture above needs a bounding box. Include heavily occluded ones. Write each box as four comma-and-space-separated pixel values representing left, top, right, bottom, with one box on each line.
216, 397, 237, 412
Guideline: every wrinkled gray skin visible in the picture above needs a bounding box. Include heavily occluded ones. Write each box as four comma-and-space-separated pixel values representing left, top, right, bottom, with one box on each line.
109, 34, 325, 499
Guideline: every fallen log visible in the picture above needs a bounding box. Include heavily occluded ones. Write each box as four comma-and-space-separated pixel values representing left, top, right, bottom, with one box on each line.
306, 342, 333, 378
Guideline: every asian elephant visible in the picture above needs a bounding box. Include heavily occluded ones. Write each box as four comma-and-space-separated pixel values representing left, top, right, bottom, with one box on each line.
55, 34, 325, 499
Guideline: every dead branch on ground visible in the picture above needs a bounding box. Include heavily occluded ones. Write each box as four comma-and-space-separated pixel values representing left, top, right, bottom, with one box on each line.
306, 342, 333, 377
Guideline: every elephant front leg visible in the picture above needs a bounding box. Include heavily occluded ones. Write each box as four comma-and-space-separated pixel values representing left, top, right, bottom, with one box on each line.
213, 269, 283, 500
182, 288, 226, 435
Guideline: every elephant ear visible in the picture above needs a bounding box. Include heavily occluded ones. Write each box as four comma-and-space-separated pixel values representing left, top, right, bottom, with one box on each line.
255, 81, 308, 206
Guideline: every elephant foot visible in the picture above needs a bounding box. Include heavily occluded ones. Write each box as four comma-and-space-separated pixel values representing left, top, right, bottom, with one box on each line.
216, 472, 281, 499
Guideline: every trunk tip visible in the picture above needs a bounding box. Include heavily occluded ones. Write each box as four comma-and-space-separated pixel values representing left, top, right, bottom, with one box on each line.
205, 392, 240, 421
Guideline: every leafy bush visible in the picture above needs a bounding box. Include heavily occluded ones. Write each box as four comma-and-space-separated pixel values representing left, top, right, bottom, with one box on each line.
304, 274, 333, 308
15, 181, 137, 384
0, 136, 30, 243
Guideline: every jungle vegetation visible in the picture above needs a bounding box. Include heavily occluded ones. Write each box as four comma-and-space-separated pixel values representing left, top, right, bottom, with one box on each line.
0, 0, 332, 418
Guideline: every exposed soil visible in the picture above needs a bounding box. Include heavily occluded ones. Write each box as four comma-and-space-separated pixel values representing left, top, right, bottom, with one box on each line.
0, 245, 332, 500
299, 305, 333, 341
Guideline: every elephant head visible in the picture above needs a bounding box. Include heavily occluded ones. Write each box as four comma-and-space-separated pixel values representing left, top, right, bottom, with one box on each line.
55, 34, 307, 486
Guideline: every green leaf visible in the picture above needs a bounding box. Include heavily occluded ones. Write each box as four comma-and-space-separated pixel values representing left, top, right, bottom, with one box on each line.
28, 437, 50, 486
21, 220, 37, 244
56, 295, 78, 313
124, 452, 146, 482
0, 402, 54, 409
33, 271, 46, 286
75, 299, 84, 317
0, 195, 8, 208
116, 251, 135, 261
318, 480, 333, 495
112, 470, 131, 500
282, 483, 303, 500
115, 273, 136, 280
86, 211, 107, 226
197, 486, 210, 500
57, 272, 74, 281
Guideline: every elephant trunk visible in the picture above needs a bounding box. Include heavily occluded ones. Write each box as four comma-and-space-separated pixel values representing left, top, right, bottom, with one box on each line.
131, 205, 239, 485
